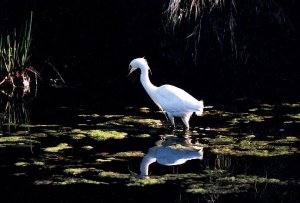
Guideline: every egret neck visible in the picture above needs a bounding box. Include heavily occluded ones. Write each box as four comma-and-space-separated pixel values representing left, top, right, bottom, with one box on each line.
139, 64, 158, 101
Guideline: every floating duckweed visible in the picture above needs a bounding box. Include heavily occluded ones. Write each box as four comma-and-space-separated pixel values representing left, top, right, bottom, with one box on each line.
64, 168, 89, 175
44, 143, 72, 153
71, 129, 127, 141
96, 115, 162, 129
88, 130, 127, 141
0, 136, 32, 143
249, 108, 258, 112
205, 110, 233, 117
245, 134, 256, 139
218, 175, 288, 186
82, 145, 93, 150
102, 115, 124, 119
99, 171, 129, 179
286, 113, 300, 119
96, 158, 112, 163
203, 169, 228, 176
207, 127, 233, 132
15, 162, 30, 167
260, 104, 275, 108
186, 183, 246, 194
228, 113, 273, 125
120, 116, 162, 126
0, 136, 39, 148
127, 177, 166, 186
282, 103, 300, 108
203, 135, 237, 145
139, 107, 150, 113
33, 161, 45, 166
52, 178, 104, 185
134, 134, 151, 138
111, 151, 144, 158
274, 136, 300, 144
72, 134, 86, 140
31, 133, 48, 138
78, 114, 100, 118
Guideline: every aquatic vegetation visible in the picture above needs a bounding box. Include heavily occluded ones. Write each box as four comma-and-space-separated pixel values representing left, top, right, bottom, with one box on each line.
64, 167, 90, 175
228, 113, 273, 125
127, 176, 167, 186
109, 151, 145, 158
96, 115, 162, 129
203, 135, 237, 145
1, 100, 299, 201
34, 178, 106, 186
139, 107, 150, 113
43, 143, 72, 153
286, 113, 300, 120
78, 114, 100, 118
95, 158, 112, 163
218, 175, 288, 186
0, 135, 39, 148
207, 136, 299, 157
81, 145, 93, 150
72, 133, 86, 140
71, 129, 127, 141
98, 171, 129, 179
133, 134, 151, 138
282, 103, 300, 108
15, 161, 30, 167
88, 130, 127, 141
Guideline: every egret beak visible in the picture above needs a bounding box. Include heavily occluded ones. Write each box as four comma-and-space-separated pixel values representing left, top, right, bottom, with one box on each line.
127, 66, 137, 76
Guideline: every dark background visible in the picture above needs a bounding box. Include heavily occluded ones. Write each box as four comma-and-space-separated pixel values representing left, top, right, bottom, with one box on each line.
0, 0, 299, 108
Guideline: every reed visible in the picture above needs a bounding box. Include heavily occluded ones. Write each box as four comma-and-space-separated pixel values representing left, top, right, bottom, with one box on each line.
0, 11, 33, 75
164, 0, 291, 62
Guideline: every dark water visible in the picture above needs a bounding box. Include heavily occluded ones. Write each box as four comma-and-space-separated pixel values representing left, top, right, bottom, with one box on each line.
0, 87, 299, 203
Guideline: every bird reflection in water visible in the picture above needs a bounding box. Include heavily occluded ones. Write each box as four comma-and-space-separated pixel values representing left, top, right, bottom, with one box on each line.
139, 135, 204, 178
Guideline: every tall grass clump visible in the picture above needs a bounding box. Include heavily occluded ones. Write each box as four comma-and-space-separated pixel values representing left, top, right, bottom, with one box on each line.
0, 11, 35, 88
164, 0, 292, 64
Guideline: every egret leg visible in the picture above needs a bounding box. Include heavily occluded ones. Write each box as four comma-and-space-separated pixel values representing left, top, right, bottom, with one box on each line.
167, 113, 175, 129
181, 116, 190, 130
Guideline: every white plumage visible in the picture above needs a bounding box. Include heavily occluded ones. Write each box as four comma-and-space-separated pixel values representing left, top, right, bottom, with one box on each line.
128, 57, 204, 130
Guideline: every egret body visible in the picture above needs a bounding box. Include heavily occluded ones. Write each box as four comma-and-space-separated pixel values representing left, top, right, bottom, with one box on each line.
128, 57, 204, 130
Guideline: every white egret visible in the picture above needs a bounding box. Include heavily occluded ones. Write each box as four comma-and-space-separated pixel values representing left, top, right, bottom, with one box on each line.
128, 57, 204, 130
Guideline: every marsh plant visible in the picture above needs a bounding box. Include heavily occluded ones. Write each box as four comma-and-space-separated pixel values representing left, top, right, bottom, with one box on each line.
164, 0, 292, 63
0, 11, 39, 91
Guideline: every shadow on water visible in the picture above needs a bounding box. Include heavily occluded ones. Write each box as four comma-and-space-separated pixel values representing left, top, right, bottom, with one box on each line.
0, 89, 299, 202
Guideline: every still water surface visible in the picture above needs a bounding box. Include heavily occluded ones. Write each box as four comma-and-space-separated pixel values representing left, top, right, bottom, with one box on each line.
0, 88, 299, 202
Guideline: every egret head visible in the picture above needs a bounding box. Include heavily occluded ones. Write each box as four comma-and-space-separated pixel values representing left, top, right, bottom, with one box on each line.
128, 57, 151, 75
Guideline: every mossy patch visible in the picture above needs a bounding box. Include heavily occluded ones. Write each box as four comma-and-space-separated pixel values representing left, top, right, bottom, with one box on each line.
0, 136, 39, 148
34, 178, 107, 185
82, 145, 93, 150
286, 113, 300, 119
98, 171, 129, 179
109, 151, 145, 158
64, 168, 90, 175
71, 129, 127, 141
96, 115, 162, 129
15, 162, 30, 167
88, 130, 127, 141
207, 137, 299, 157
44, 143, 72, 153
127, 177, 166, 186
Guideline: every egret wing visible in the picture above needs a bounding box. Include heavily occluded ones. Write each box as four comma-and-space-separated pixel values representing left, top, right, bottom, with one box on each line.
155, 85, 201, 113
